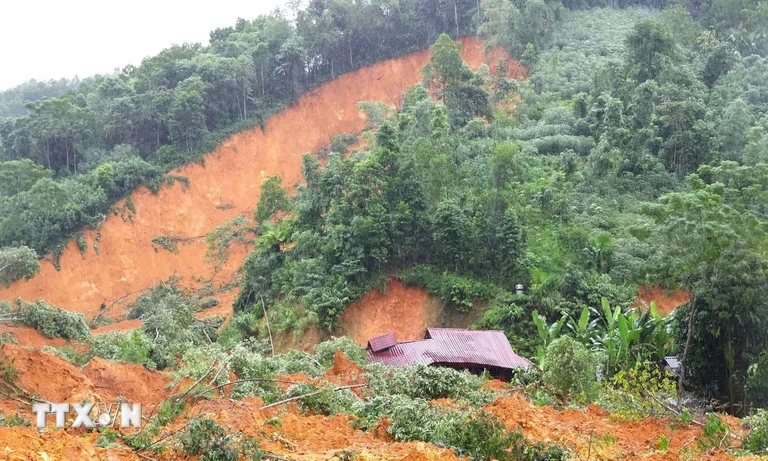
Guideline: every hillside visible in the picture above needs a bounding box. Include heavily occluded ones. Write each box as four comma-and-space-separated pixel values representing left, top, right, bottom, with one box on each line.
3, 2, 768, 460
0, 38, 523, 324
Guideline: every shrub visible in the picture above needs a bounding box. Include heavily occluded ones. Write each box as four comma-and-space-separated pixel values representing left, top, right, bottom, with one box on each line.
283, 382, 356, 416
599, 361, 678, 421
89, 330, 153, 366
366, 363, 491, 404
353, 395, 569, 461
313, 337, 368, 368
542, 336, 599, 403
400, 265, 495, 312
12, 299, 90, 340
744, 409, 768, 454
179, 417, 263, 461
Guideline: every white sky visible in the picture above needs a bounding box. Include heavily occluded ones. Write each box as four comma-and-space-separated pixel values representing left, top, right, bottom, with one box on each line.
0, 0, 288, 91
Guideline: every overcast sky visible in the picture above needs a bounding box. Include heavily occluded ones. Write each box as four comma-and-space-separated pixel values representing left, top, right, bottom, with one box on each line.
0, 0, 288, 91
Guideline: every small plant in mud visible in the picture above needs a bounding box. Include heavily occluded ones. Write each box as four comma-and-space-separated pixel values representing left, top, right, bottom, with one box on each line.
96, 428, 120, 447
656, 433, 670, 452
697, 413, 730, 452
0, 411, 31, 427
151, 235, 180, 253
0, 332, 16, 345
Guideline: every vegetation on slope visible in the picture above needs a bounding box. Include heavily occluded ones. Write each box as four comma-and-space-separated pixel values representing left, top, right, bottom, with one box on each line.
230, 5, 768, 416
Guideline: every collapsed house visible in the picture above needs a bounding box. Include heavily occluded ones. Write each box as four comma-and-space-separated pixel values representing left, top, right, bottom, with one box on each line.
367, 328, 532, 380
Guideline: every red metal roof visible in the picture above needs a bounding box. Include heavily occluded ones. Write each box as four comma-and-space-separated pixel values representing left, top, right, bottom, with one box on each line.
367, 328, 532, 370
368, 333, 397, 352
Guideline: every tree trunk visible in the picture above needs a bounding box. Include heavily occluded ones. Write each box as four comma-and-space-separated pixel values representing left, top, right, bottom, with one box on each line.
678, 293, 697, 394
454, 0, 460, 36
348, 36, 353, 69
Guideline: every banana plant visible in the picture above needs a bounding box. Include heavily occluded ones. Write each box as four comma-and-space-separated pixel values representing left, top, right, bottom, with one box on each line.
532, 310, 567, 368
565, 304, 601, 344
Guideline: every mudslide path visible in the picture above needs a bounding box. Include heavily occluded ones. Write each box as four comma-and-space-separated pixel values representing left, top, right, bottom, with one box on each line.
0, 38, 525, 321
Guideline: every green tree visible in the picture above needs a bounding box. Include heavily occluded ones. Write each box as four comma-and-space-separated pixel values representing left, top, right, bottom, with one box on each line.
647, 169, 768, 411
168, 75, 209, 151
0, 246, 40, 288
255, 176, 291, 224
625, 19, 675, 83
0, 159, 50, 198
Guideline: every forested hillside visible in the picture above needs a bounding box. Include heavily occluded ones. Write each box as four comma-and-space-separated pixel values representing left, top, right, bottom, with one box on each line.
3, 0, 768, 458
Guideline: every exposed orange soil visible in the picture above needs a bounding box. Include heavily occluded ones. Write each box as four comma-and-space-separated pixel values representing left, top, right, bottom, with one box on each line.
486, 394, 755, 461
340, 279, 439, 345
637, 285, 691, 315
0, 428, 141, 461
1, 343, 98, 403
81, 357, 171, 404
0, 38, 524, 326
0, 324, 71, 348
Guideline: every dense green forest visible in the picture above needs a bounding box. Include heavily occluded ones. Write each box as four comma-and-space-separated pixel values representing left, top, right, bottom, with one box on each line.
2, 0, 768, 417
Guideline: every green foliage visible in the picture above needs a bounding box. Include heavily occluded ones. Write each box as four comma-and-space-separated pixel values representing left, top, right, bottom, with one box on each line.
0, 246, 40, 288
400, 265, 495, 312
366, 363, 491, 404
312, 337, 368, 368
542, 336, 599, 403
205, 216, 252, 268
151, 235, 180, 253
284, 382, 357, 416
179, 417, 263, 461
698, 414, 730, 452
743, 409, 768, 454
354, 395, 569, 461
599, 362, 678, 421
89, 330, 154, 367
0, 411, 31, 427
625, 19, 676, 83
0, 159, 50, 197
254, 176, 290, 225
126, 280, 224, 369
9, 298, 90, 340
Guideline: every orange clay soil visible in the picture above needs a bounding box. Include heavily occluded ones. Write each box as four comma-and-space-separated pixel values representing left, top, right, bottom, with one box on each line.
0, 37, 525, 325
0, 324, 72, 348
340, 279, 439, 345
637, 285, 691, 315
485, 394, 759, 461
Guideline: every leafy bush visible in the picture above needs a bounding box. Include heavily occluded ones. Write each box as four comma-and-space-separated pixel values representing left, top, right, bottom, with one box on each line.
353, 395, 569, 461
743, 409, 768, 454
11, 299, 90, 340
366, 363, 491, 404
313, 336, 368, 368
284, 382, 356, 416
599, 361, 678, 421
89, 330, 153, 366
400, 265, 496, 312
542, 336, 598, 403
179, 417, 263, 461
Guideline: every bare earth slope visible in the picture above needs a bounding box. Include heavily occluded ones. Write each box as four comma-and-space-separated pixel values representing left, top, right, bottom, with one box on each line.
0, 38, 526, 322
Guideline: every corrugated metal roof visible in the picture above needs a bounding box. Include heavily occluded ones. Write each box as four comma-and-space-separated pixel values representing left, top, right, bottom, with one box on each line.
367, 328, 532, 370
368, 333, 397, 352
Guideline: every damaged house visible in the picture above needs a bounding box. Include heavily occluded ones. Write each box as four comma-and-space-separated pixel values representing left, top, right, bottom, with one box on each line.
367, 328, 532, 380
